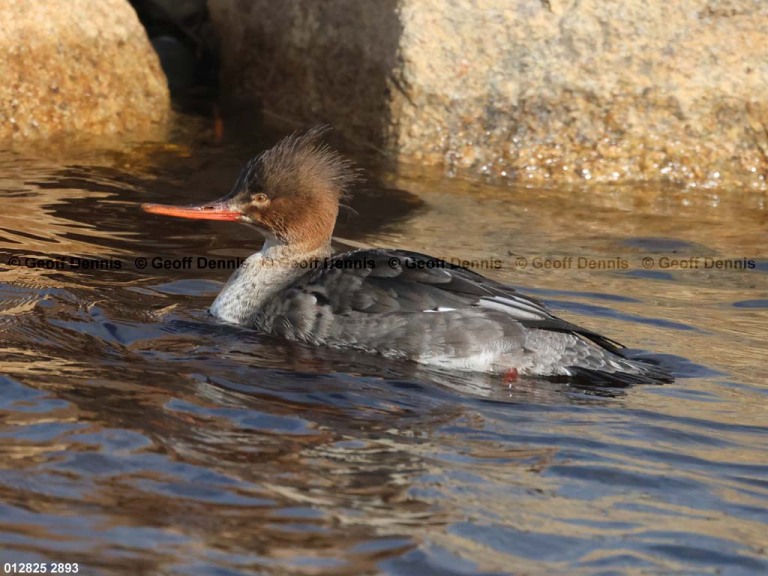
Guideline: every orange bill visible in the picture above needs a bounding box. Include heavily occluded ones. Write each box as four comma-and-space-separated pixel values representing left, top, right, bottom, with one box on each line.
141, 200, 241, 221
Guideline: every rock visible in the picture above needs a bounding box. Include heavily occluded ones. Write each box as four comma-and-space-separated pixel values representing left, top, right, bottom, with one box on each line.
208, 0, 768, 189
0, 0, 170, 144
208, 0, 401, 147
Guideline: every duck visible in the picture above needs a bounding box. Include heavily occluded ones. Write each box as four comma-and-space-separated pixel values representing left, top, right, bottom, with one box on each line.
142, 127, 670, 385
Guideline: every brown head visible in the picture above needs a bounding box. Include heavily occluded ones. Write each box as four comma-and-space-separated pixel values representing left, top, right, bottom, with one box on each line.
142, 127, 358, 254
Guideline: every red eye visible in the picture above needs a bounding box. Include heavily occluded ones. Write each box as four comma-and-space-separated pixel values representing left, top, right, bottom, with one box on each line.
254, 193, 269, 204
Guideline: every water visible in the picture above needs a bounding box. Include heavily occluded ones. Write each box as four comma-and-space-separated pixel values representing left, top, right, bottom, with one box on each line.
1, 128, 767, 575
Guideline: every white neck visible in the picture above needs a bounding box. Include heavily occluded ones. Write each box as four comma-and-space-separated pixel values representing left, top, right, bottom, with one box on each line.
209, 239, 331, 325
260, 236, 284, 255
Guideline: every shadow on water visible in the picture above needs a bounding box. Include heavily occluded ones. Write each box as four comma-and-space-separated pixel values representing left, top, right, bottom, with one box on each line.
1, 136, 767, 574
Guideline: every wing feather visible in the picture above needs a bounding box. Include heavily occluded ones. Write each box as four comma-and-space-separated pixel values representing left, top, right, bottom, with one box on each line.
289, 249, 625, 352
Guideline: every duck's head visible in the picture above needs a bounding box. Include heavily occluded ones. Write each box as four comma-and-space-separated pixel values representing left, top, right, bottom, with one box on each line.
142, 127, 357, 254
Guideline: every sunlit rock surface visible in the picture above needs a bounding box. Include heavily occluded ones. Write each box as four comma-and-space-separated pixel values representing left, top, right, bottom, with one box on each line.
0, 0, 170, 144
208, 0, 768, 189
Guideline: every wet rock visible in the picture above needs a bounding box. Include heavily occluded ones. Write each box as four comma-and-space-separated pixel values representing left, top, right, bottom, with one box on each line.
208, 0, 768, 189
0, 0, 170, 144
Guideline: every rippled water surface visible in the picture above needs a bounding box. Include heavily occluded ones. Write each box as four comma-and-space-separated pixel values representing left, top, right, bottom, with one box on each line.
1, 128, 767, 575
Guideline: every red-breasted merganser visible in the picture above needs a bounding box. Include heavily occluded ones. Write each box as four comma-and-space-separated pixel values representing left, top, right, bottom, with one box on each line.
142, 128, 670, 385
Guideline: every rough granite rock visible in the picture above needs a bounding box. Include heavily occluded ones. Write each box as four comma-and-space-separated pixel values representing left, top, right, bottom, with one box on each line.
208, 0, 768, 189
0, 0, 170, 144
208, 0, 401, 148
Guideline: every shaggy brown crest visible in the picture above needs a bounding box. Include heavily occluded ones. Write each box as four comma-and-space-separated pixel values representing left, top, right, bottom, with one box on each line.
242, 126, 358, 203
